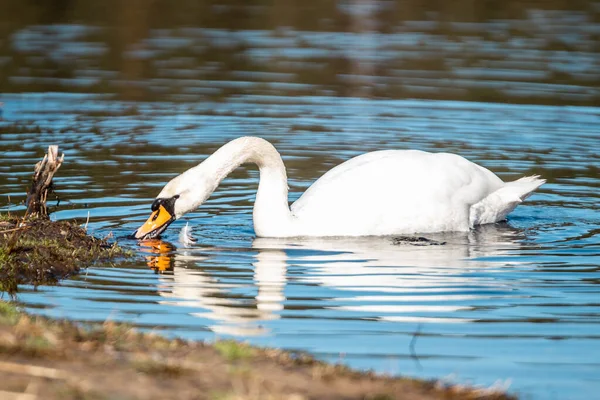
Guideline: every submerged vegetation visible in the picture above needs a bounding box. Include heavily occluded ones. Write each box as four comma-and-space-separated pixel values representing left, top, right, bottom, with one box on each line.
0, 301, 516, 400
0, 214, 131, 294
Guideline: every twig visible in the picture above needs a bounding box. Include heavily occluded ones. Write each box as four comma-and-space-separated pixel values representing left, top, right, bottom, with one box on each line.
6, 212, 29, 254
0, 226, 31, 235
84, 211, 90, 231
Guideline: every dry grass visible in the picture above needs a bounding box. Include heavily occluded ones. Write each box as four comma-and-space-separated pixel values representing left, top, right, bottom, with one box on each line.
0, 300, 517, 400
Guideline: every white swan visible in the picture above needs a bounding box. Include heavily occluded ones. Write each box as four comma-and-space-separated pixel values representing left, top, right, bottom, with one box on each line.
134, 136, 545, 239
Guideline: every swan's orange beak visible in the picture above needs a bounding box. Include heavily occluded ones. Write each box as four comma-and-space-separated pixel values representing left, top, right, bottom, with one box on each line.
134, 205, 175, 239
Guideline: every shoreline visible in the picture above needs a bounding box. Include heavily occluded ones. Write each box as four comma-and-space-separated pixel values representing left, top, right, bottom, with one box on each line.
0, 300, 515, 400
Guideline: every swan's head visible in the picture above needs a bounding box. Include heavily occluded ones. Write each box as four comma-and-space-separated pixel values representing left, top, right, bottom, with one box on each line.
133, 195, 179, 239
134, 167, 213, 239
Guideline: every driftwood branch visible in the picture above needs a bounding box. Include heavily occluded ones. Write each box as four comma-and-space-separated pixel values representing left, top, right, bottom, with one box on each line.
25, 145, 64, 218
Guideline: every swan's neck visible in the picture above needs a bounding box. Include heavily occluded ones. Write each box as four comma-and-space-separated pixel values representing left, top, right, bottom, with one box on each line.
201, 137, 294, 237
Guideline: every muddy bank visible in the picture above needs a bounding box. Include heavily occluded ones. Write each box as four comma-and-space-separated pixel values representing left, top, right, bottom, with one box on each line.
0, 301, 515, 400
0, 215, 130, 294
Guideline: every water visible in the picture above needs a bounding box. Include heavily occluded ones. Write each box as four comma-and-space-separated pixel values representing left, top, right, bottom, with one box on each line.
2, 94, 598, 400
1, 4, 600, 400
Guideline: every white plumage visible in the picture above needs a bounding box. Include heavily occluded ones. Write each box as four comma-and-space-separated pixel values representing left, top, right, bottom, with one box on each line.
179, 222, 196, 247
156, 137, 545, 238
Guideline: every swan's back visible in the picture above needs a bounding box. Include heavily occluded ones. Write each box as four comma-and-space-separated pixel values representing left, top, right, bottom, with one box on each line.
290, 150, 504, 235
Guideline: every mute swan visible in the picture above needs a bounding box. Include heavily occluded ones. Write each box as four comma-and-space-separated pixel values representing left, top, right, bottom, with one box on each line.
134, 136, 544, 239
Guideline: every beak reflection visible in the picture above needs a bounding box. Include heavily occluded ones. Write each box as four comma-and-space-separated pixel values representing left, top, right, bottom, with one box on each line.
140, 239, 174, 273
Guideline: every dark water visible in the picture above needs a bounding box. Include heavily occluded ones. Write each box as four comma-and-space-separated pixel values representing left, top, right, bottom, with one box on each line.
1, 1, 599, 105
1, 3, 600, 400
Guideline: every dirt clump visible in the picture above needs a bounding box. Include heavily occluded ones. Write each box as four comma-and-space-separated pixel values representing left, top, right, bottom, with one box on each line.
0, 215, 130, 294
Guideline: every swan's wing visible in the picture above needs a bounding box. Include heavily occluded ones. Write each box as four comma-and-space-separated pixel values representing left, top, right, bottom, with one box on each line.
290, 150, 503, 234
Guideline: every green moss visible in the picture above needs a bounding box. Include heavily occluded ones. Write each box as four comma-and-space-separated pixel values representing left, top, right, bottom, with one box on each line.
214, 340, 255, 361
0, 246, 15, 269
0, 255, 17, 295
132, 358, 186, 377
24, 335, 53, 352
209, 392, 242, 400
0, 300, 20, 325
0, 214, 15, 222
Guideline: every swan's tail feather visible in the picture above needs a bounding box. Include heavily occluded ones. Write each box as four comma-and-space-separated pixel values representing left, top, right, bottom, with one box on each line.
470, 175, 546, 227
506, 175, 546, 201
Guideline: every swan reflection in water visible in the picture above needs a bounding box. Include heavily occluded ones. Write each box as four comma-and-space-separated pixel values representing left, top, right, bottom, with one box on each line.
140, 224, 527, 336
140, 238, 286, 336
